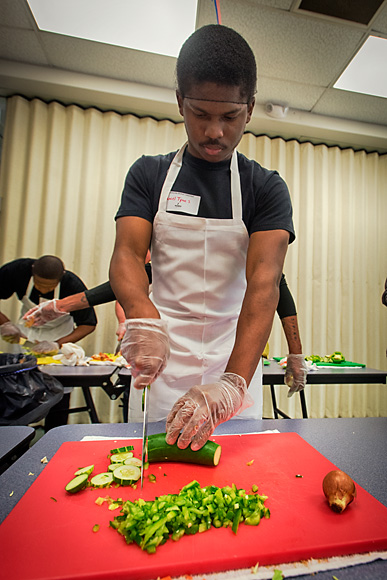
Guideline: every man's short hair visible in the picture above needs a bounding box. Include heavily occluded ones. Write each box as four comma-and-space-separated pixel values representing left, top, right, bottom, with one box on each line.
32, 255, 65, 280
176, 24, 257, 104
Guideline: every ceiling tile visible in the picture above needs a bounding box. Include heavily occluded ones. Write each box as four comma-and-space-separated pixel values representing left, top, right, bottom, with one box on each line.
372, 3, 387, 33
0, 0, 35, 29
313, 88, 387, 124
39, 32, 176, 89
256, 76, 325, 110
0, 27, 49, 65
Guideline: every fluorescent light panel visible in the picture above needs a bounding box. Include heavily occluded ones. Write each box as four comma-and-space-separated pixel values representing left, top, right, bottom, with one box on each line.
27, 0, 198, 58
334, 35, 387, 99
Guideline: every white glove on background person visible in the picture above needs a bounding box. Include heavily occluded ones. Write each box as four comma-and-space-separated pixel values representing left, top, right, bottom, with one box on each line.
31, 340, 60, 355
115, 322, 126, 342
0, 321, 26, 343
166, 372, 253, 451
121, 318, 170, 389
285, 353, 308, 397
23, 299, 67, 327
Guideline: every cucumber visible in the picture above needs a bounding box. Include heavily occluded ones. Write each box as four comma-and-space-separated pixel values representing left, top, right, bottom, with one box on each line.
110, 445, 134, 455
147, 433, 221, 466
108, 462, 123, 472
124, 457, 142, 467
112, 464, 141, 485
90, 472, 114, 488
65, 473, 88, 493
74, 464, 94, 476
110, 452, 134, 463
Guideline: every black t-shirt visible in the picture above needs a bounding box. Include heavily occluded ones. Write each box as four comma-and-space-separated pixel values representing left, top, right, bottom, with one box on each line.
0, 258, 97, 327
116, 149, 295, 242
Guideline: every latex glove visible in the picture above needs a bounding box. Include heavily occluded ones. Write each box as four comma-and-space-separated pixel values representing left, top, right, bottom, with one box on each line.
166, 372, 253, 451
121, 318, 170, 389
23, 299, 66, 327
0, 321, 26, 343
30, 340, 60, 355
116, 322, 126, 341
285, 354, 308, 397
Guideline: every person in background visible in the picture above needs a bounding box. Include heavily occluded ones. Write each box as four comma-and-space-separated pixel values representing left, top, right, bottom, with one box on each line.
109, 24, 295, 449
264, 274, 307, 397
22, 251, 152, 333
0, 255, 97, 430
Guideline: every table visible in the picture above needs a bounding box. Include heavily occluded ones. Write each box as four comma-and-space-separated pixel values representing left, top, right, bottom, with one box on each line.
0, 417, 386, 579
41, 362, 387, 423
263, 361, 387, 419
41, 365, 129, 423
0, 425, 35, 474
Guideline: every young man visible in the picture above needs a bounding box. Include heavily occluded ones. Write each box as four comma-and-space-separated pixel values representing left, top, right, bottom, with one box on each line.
0, 255, 97, 349
109, 25, 295, 448
0, 255, 97, 430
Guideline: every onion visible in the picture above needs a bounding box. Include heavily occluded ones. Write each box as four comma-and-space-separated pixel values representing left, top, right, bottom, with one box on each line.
322, 469, 356, 513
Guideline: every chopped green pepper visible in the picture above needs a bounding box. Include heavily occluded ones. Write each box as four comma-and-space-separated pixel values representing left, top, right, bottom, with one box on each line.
110, 480, 270, 553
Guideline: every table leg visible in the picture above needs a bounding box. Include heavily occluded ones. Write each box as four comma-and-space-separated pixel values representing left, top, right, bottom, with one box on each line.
81, 386, 100, 423
270, 385, 279, 419
300, 389, 308, 418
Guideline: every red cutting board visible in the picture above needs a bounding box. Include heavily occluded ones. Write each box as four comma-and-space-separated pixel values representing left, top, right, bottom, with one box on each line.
1, 433, 387, 580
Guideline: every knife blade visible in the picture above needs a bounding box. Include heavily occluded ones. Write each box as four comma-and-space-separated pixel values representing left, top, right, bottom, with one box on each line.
140, 385, 150, 488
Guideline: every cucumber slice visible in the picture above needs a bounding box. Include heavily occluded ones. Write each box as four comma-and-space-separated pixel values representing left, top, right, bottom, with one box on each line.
124, 457, 142, 467
108, 462, 123, 471
65, 473, 88, 493
74, 464, 94, 476
110, 452, 134, 463
148, 433, 221, 466
112, 464, 141, 485
110, 445, 134, 455
90, 472, 114, 488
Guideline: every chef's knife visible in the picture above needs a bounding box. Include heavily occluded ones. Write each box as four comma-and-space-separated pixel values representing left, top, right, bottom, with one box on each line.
140, 385, 150, 488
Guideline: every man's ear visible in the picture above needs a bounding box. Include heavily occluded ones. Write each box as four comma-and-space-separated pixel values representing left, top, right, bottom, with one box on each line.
176, 91, 184, 116
246, 97, 255, 123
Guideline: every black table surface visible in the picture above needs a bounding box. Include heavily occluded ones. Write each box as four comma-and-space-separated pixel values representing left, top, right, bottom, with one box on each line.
0, 417, 386, 579
41, 361, 387, 385
40, 364, 119, 386
263, 360, 387, 384
0, 425, 35, 467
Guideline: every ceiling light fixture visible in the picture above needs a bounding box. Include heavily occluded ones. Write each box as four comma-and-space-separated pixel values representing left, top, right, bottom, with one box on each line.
26, 0, 198, 58
334, 35, 387, 99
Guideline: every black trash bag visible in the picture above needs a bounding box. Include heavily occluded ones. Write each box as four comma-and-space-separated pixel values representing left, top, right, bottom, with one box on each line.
0, 353, 64, 426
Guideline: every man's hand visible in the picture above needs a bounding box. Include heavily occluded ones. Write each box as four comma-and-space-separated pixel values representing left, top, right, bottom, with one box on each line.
285, 354, 308, 397
23, 300, 66, 327
121, 318, 170, 389
0, 321, 26, 343
166, 373, 253, 451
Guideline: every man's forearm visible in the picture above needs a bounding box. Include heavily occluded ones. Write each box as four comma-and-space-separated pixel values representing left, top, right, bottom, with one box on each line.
225, 280, 279, 386
56, 325, 95, 347
56, 292, 90, 313
281, 315, 302, 354
110, 249, 158, 320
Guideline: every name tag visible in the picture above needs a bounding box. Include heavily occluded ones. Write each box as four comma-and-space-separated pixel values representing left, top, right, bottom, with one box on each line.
166, 192, 200, 216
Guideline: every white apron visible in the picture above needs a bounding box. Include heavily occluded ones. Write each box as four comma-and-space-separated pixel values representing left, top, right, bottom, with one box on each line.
17, 278, 74, 343
129, 144, 262, 422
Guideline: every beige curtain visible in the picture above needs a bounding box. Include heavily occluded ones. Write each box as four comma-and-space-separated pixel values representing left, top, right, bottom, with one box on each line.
1, 96, 386, 422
